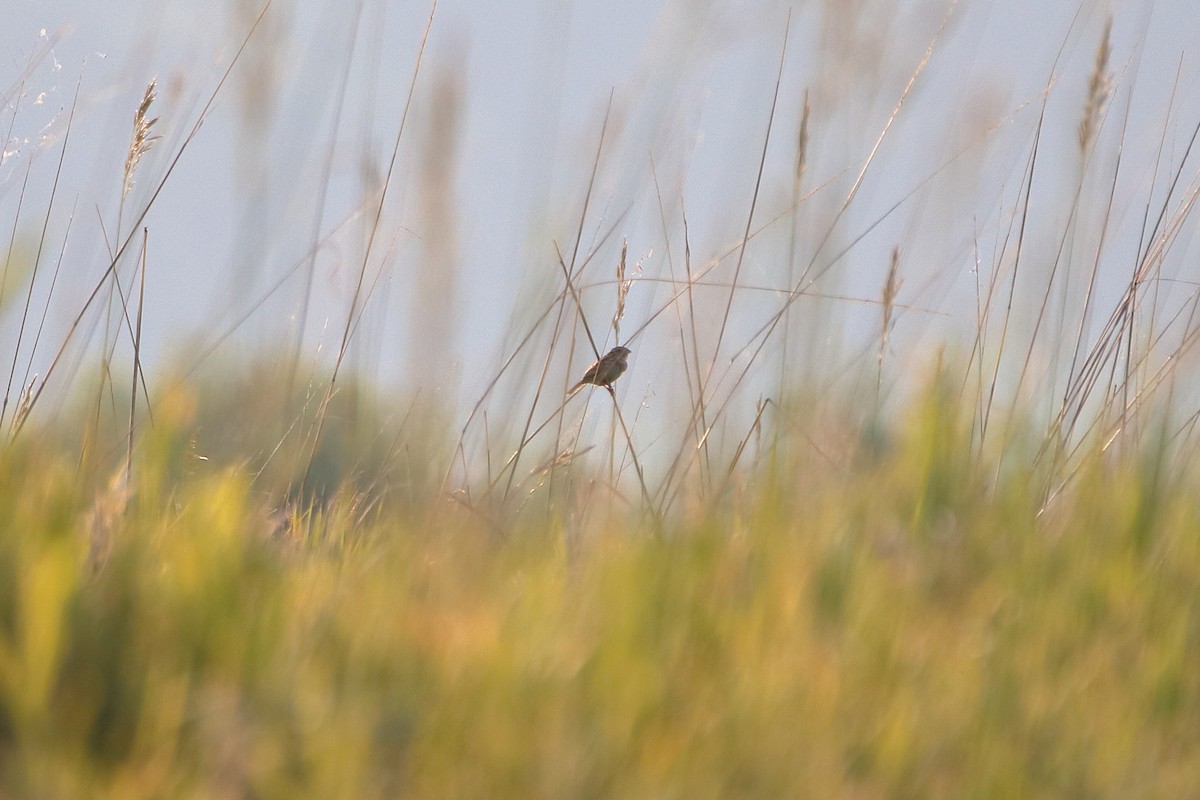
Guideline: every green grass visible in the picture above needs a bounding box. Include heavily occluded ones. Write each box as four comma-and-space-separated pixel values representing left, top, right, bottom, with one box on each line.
0, 377, 1197, 799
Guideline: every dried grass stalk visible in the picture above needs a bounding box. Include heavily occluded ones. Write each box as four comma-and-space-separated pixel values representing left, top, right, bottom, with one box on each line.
124, 79, 161, 196
613, 238, 630, 340
1078, 18, 1112, 154
795, 89, 810, 186
880, 247, 901, 368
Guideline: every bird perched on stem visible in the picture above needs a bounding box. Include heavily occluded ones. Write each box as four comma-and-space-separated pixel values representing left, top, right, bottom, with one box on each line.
570, 346, 631, 394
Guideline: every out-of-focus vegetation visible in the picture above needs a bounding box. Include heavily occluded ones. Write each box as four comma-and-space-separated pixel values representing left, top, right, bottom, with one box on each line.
0, 372, 1198, 798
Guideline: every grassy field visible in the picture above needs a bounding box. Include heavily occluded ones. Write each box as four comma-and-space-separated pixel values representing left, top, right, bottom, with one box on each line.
1, 376, 1199, 798
3, 3, 1200, 797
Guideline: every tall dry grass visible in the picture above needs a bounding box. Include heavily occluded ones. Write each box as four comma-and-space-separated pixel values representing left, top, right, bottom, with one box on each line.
0, 3, 1196, 796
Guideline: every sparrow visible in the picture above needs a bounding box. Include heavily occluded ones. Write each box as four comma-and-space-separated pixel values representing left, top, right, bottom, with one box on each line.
570, 346, 631, 393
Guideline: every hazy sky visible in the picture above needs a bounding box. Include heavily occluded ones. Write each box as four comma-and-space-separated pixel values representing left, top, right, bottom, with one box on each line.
2, 1, 1199, 436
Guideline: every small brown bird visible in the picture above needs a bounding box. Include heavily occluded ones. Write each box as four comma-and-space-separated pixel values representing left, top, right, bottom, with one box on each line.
570, 346, 631, 393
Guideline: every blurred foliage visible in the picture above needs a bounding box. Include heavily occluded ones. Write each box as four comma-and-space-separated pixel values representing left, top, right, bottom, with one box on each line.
0, 372, 1197, 798
52, 354, 451, 514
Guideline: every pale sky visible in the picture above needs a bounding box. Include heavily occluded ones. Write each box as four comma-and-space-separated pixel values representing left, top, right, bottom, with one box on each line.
2, 1, 1199, 446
